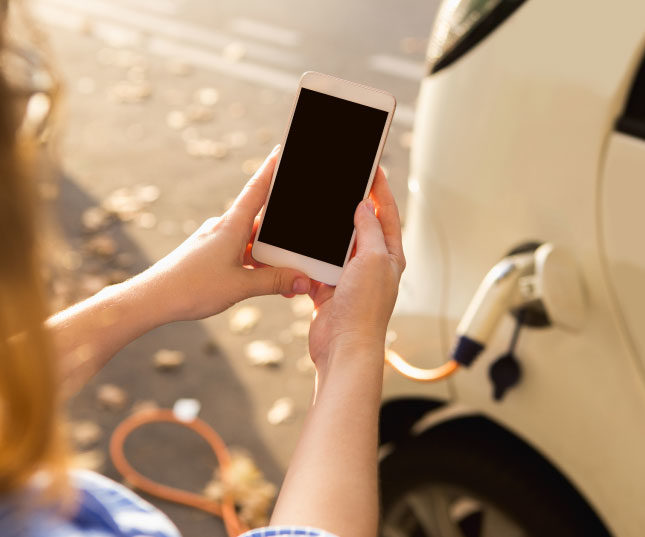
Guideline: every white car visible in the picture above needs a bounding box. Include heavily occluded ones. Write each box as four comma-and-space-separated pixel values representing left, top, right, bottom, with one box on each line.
379, 1, 645, 536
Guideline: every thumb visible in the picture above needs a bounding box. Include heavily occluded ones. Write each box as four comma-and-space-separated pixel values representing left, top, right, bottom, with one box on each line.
354, 198, 387, 256
245, 266, 311, 297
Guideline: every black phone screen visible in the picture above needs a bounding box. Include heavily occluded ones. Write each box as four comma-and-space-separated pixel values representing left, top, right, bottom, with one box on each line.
258, 88, 388, 267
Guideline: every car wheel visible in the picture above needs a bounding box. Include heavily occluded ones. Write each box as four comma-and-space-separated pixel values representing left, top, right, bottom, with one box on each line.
379, 419, 611, 537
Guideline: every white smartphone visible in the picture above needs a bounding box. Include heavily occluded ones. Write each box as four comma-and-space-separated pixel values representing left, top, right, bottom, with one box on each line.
251, 71, 396, 286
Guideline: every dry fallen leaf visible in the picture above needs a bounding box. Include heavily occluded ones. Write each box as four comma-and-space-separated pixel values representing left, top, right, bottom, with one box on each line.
241, 158, 264, 175
58, 250, 82, 271
229, 306, 262, 335
166, 110, 188, 130
72, 449, 105, 472
86, 234, 117, 258
102, 188, 143, 218
196, 87, 220, 107
82, 206, 112, 232
153, 349, 186, 371
102, 185, 160, 221
203, 450, 277, 528
108, 80, 152, 104
135, 184, 161, 203
255, 127, 273, 145
186, 103, 213, 123
173, 398, 201, 422
131, 399, 159, 415
97, 383, 128, 411
185, 138, 228, 159
224, 130, 248, 148
69, 420, 102, 449
182, 219, 199, 235
222, 41, 246, 62
135, 212, 157, 229
245, 340, 284, 366
81, 274, 108, 296
115, 252, 135, 269
107, 269, 130, 285
267, 397, 295, 425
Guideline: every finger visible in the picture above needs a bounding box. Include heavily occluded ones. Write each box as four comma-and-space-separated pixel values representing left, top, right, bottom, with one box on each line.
243, 242, 265, 268
369, 167, 404, 263
229, 145, 281, 230
354, 198, 388, 256
243, 266, 311, 297
308, 280, 334, 308
242, 216, 263, 266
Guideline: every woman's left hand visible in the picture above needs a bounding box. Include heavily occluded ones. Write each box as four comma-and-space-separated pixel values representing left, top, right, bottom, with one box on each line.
135, 145, 311, 322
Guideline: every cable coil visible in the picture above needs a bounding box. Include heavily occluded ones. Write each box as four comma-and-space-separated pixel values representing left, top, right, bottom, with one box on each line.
109, 409, 248, 537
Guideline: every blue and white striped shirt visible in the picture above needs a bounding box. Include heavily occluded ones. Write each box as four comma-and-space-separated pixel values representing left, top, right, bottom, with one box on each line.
0, 470, 338, 537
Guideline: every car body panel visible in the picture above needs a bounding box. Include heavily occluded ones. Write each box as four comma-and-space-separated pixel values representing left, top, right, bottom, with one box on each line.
601, 132, 645, 377
386, 1, 645, 535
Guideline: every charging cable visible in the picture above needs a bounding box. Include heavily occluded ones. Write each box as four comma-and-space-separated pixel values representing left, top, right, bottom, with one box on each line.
385, 251, 536, 382
109, 409, 247, 537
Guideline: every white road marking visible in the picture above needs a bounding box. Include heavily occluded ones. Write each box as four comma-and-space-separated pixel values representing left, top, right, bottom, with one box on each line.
148, 37, 300, 93
37, 0, 302, 68
92, 20, 142, 48
230, 17, 301, 47
369, 54, 424, 81
31, 3, 86, 31
116, 0, 180, 16
33, 0, 416, 127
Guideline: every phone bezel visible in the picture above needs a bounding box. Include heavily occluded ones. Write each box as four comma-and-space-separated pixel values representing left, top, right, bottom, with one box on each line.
251, 71, 396, 286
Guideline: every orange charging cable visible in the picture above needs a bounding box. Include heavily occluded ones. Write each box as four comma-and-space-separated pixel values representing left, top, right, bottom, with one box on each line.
109, 350, 459, 537
385, 349, 459, 382
109, 409, 248, 537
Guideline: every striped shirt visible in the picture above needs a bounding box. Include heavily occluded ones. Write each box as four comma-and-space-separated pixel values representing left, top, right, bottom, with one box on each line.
0, 470, 338, 537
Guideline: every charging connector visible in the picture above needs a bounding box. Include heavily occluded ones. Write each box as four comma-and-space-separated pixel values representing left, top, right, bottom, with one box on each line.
385, 242, 586, 383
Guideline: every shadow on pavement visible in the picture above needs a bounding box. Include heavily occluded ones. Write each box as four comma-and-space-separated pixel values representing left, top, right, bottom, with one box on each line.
55, 173, 283, 537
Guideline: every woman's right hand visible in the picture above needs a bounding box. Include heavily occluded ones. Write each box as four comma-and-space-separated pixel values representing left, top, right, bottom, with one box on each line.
308, 167, 406, 372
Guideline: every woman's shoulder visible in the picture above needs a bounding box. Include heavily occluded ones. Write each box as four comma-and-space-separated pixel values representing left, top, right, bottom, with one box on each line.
0, 469, 181, 537
69, 469, 182, 537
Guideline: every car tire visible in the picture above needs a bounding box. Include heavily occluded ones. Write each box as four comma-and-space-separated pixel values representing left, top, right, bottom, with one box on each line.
379, 418, 611, 537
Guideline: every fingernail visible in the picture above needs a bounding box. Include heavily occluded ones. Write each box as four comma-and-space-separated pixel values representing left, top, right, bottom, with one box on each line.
271, 144, 281, 155
292, 278, 308, 294
363, 199, 375, 213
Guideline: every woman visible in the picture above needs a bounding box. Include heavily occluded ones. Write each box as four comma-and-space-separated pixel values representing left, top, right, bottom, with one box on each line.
0, 13, 405, 537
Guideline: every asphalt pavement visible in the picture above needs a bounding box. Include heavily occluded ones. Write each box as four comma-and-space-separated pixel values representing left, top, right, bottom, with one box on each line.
30, 0, 439, 534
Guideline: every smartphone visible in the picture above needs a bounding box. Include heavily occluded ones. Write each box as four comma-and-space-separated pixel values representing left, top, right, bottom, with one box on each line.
251, 71, 396, 286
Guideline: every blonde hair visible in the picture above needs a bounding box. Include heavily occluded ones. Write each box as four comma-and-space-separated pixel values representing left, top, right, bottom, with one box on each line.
0, 6, 68, 499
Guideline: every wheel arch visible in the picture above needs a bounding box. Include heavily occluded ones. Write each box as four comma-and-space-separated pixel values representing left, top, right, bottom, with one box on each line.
379, 398, 612, 536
